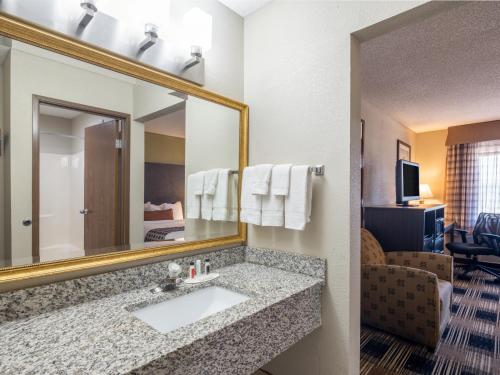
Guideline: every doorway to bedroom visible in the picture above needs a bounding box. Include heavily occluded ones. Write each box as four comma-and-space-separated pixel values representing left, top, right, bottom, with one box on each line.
142, 100, 186, 245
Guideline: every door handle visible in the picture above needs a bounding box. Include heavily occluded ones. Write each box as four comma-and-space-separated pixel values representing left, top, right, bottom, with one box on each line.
80, 209, 89, 215
22, 218, 32, 226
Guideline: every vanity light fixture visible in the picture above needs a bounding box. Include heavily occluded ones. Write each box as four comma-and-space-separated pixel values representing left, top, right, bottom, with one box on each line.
139, 23, 159, 52
78, 0, 97, 29
183, 45, 203, 71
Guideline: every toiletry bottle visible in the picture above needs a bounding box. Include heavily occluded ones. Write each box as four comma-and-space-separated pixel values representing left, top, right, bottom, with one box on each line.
189, 261, 196, 279
195, 259, 202, 275
205, 259, 210, 274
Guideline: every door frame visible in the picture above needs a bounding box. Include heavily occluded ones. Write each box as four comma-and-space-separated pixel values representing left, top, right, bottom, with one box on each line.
32, 95, 131, 261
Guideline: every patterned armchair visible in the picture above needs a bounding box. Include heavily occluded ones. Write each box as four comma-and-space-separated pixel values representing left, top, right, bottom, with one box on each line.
361, 228, 453, 348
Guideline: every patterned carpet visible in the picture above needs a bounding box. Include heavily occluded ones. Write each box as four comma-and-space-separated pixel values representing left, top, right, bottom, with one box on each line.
360, 268, 500, 375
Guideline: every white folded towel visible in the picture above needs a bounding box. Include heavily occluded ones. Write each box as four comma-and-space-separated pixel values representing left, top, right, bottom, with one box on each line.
261, 165, 290, 226
186, 172, 205, 219
213, 169, 230, 221
251, 164, 273, 195
201, 169, 220, 220
240, 167, 262, 225
262, 194, 284, 227
285, 165, 312, 230
228, 173, 239, 222
271, 164, 292, 195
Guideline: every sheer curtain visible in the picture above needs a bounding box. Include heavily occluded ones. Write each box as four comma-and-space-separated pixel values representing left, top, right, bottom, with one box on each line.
477, 140, 500, 214
445, 140, 500, 230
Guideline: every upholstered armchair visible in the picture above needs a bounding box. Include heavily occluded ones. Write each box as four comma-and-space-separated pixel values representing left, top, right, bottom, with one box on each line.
361, 228, 453, 348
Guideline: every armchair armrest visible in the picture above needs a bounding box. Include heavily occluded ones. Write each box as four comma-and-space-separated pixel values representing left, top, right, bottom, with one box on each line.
480, 233, 500, 251
453, 228, 468, 243
361, 264, 441, 348
385, 252, 453, 282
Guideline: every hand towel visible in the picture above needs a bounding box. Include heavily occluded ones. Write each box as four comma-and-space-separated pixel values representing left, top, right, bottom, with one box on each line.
261, 165, 290, 226
213, 169, 230, 221
285, 166, 312, 230
240, 167, 262, 225
228, 173, 239, 222
251, 164, 273, 195
201, 169, 220, 220
271, 164, 292, 195
186, 172, 205, 219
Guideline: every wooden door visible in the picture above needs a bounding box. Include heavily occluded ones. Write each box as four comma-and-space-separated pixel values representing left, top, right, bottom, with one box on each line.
84, 121, 122, 254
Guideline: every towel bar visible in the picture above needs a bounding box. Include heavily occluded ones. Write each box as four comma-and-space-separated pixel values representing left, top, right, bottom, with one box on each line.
309, 165, 325, 176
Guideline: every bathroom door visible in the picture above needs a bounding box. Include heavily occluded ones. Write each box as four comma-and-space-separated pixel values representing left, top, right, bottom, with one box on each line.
84, 120, 123, 254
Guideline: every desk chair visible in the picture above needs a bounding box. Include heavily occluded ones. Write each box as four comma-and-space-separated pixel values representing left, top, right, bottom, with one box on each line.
446, 212, 500, 282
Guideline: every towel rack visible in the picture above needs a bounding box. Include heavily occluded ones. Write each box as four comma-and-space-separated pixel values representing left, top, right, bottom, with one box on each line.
309, 165, 325, 176
229, 170, 239, 175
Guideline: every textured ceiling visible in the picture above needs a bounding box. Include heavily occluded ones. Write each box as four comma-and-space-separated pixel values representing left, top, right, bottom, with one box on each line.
218, 0, 272, 17
361, 2, 500, 133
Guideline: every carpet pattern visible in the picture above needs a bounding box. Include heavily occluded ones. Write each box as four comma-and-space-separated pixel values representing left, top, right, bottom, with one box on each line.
361, 269, 500, 375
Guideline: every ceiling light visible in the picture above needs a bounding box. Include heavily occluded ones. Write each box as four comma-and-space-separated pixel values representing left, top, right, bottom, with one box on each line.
98, 0, 170, 39
182, 7, 212, 53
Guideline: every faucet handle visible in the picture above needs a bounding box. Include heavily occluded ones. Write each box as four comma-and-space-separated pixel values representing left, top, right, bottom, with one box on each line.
168, 262, 182, 278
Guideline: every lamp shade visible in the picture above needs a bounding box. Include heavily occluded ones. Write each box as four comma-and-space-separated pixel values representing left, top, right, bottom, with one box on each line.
419, 184, 433, 199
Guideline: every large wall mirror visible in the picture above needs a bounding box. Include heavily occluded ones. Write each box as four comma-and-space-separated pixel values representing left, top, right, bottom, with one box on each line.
0, 15, 248, 282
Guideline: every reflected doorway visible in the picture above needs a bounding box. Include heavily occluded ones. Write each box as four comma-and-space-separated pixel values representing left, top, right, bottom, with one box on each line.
33, 97, 130, 262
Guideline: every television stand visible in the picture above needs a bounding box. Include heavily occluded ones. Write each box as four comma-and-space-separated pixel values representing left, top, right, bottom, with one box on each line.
364, 203, 446, 252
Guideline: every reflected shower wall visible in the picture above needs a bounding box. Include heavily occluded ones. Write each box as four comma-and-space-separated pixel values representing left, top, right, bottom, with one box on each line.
39, 114, 85, 262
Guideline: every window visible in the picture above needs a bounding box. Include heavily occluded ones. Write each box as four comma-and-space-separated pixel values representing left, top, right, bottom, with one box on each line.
477, 140, 500, 214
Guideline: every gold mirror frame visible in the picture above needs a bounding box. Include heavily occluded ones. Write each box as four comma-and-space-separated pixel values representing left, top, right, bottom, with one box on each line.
0, 13, 248, 283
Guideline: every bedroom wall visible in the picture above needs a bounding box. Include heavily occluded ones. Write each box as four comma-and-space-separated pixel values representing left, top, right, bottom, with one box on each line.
362, 99, 417, 205
415, 129, 447, 202
244, 2, 431, 374
144, 133, 185, 165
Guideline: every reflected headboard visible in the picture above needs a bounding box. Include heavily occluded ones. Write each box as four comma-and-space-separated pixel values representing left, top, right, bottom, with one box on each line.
144, 162, 185, 205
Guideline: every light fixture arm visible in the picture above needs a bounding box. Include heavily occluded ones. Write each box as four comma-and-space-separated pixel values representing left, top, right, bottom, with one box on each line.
78, 0, 97, 29
183, 45, 203, 71
139, 23, 159, 52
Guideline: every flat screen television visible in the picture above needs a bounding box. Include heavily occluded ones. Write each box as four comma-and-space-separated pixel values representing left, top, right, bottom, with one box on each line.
396, 159, 420, 206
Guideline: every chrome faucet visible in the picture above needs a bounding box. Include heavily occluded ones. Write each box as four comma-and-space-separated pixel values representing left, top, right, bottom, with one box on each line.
150, 262, 182, 293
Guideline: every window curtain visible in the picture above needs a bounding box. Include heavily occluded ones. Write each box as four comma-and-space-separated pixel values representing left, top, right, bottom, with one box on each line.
445, 140, 500, 230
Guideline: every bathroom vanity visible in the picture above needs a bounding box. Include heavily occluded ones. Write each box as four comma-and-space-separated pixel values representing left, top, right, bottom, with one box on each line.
0, 12, 324, 375
0, 247, 325, 374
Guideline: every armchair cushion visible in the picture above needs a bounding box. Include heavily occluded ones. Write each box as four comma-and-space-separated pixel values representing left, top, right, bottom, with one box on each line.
361, 264, 441, 348
385, 251, 454, 282
361, 228, 386, 265
438, 279, 452, 334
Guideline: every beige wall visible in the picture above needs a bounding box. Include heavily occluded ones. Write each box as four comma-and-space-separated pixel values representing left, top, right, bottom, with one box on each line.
244, 2, 429, 374
2, 52, 11, 263
362, 100, 417, 205
184, 96, 239, 241
415, 129, 447, 202
144, 133, 185, 165
0, 60, 5, 262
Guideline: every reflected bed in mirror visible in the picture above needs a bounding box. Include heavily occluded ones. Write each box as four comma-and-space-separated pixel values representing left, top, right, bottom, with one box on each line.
0, 30, 246, 275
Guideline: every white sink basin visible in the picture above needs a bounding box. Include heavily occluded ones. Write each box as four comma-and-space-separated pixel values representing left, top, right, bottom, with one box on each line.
132, 286, 250, 333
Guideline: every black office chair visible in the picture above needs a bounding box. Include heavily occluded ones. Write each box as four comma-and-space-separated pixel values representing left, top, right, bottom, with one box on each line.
446, 212, 500, 282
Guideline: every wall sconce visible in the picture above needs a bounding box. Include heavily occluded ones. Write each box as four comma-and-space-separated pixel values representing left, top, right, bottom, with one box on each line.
79, 0, 97, 29
183, 45, 203, 71
139, 23, 159, 52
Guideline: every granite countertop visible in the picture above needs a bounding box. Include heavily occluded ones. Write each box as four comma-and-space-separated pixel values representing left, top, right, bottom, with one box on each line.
0, 261, 324, 374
